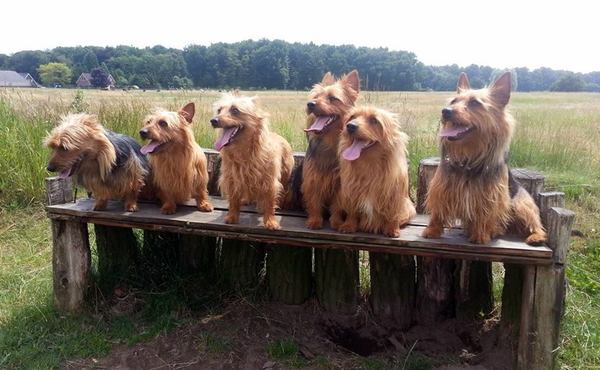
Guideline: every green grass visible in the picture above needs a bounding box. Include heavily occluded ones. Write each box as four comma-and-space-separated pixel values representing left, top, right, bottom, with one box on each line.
0, 88, 599, 368
267, 338, 307, 368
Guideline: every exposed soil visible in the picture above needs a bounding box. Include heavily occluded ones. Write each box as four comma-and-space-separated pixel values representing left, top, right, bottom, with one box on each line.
63, 296, 514, 370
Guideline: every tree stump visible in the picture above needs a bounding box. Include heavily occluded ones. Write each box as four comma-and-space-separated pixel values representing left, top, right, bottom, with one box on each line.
455, 260, 493, 319
267, 246, 312, 304
369, 253, 415, 329
179, 234, 217, 280
46, 177, 91, 313
94, 225, 138, 292
415, 158, 457, 323
219, 239, 265, 291
315, 249, 359, 313
501, 169, 545, 329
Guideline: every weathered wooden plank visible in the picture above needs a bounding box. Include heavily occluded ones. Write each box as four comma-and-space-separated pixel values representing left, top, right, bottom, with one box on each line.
529, 207, 575, 370
51, 220, 90, 313
46, 199, 553, 264
45, 176, 74, 205
369, 253, 415, 329
516, 265, 535, 369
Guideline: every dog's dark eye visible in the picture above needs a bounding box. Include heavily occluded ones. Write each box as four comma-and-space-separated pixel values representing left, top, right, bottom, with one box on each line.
468, 99, 481, 108
217, 107, 222, 114
158, 120, 168, 128
450, 98, 458, 105
348, 115, 356, 121
230, 107, 240, 115
59, 145, 68, 152
328, 96, 339, 102
369, 117, 379, 125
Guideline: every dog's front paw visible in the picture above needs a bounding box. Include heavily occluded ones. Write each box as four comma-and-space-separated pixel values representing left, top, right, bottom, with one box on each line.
422, 226, 442, 239
197, 201, 213, 212
160, 203, 177, 215
305, 217, 323, 230
264, 218, 281, 230
384, 227, 401, 238
224, 213, 239, 224
93, 199, 108, 211
338, 222, 357, 234
469, 232, 491, 245
526, 231, 547, 245
125, 203, 138, 212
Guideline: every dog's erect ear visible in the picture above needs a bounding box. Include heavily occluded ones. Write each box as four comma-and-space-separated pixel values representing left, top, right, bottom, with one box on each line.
490, 72, 512, 107
457, 72, 470, 93
321, 72, 335, 86
343, 70, 360, 93
179, 102, 195, 123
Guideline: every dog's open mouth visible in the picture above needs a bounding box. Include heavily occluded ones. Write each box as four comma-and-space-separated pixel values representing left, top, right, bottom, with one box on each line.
58, 159, 81, 179
439, 124, 475, 141
342, 139, 375, 161
215, 126, 242, 151
141, 140, 164, 154
304, 115, 337, 134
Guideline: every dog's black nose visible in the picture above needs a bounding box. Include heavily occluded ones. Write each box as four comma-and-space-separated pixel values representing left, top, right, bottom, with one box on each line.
442, 107, 453, 120
46, 163, 56, 172
210, 117, 219, 128
346, 121, 358, 133
307, 101, 316, 111
139, 129, 149, 139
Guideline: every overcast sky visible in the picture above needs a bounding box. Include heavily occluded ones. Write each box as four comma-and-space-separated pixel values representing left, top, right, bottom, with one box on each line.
2, 0, 598, 72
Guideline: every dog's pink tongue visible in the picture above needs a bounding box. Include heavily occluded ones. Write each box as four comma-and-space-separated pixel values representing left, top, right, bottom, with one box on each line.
59, 169, 71, 179
304, 116, 331, 133
141, 141, 161, 154
215, 127, 236, 151
439, 126, 468, 138
342, 140, 369, 161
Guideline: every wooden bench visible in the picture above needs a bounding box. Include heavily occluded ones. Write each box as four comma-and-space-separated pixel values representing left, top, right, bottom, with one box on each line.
44, 151, 575, 370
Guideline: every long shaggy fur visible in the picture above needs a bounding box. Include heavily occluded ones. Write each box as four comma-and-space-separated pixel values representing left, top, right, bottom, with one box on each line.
302, 70, 360, 229
44, 113, 150, 212
139, 103, 213, 215
337, 107, 416, 236
423, 72, 547, 245
211, 93, 294, 230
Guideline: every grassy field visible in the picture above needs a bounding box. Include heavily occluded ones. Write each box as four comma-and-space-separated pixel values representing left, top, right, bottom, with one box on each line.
0, 88, 598, 369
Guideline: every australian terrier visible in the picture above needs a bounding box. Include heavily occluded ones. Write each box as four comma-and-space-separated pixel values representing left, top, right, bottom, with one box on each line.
211, 93, 294, 230
423, 72, 547, 245
139, 102, 213, 215
45, 113, 150, 212
337, 107, 416, 237
302, 70, 360, 229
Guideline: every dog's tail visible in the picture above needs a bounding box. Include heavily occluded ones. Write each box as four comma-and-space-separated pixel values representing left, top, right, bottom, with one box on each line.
281, 161, 304, 211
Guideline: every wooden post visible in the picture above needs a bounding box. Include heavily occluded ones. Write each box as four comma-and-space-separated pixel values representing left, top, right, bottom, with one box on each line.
46, 177, 91, 313
267, 246, 312, 304
315, 249, 359, 313
455, 260, 493, 319
369, 253, 415, 329
219, 240, 265, 290
415, 158, 457, 323
501, 169, 545, 329
94, 225, 138, 292
141, 230, 180, 282
528, 207, 574, 370
179, 234, 217, 280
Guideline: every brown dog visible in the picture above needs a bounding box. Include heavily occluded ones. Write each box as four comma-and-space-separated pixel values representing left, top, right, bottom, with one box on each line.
423, 72, 547, 245
302, 70, 360, 229
211, 93, 294, 230
337, 106, 416, 236
45, 113, 150, 212
139, 103, 213, 215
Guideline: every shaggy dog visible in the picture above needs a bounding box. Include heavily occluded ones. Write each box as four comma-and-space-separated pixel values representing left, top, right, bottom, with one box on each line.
211, 93, 294, 230
139, 102, 213, 215
45, 113, 150, 212
423, 72, 547, 245
337, 106, 416, 237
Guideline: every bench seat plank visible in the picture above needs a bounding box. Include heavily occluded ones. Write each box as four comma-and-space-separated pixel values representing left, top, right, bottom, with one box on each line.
46, 198, 553, 265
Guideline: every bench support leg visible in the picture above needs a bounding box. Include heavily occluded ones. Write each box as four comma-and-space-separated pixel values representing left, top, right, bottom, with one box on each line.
51, 219, 90, 313
267, 246, 312, 304
315, 249, 359, 313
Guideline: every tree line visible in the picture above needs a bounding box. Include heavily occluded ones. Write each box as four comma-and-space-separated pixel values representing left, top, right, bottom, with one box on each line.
0, 39, 597, 92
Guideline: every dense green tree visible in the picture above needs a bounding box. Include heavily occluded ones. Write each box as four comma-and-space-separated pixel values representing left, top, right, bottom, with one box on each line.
91, 67, 111, 87
37, 62, 72, 86
550, 72, 585, 92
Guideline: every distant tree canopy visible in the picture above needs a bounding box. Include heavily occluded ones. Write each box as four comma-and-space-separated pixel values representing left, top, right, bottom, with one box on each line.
1, 40, 598, 91
550, 72, 585, 92
37, 62, 72, 86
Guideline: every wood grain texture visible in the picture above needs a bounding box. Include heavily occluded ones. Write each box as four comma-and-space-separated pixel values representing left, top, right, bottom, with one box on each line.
46, 199, 553, 265
315, 249, 359, 313
267, 246, 312, 304
45, 176, 74, 205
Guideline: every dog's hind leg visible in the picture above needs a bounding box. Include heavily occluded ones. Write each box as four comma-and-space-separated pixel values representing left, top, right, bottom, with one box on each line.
512, 187, 547, 245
